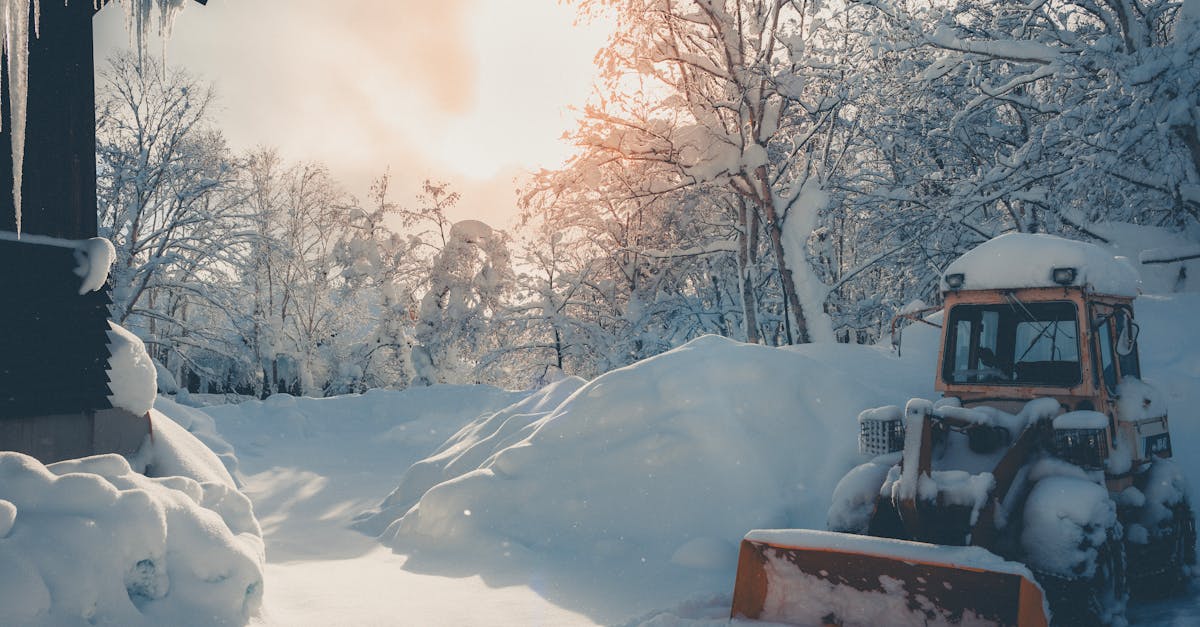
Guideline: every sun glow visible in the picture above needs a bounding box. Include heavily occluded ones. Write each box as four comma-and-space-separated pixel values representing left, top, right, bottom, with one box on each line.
424, 3, 613, 180
92, 0, 614, 222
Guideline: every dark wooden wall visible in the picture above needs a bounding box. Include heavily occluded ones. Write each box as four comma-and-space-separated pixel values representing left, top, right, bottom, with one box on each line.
0, 0, 97, 239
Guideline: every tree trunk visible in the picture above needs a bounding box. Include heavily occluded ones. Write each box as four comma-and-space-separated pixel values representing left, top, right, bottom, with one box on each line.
736, 197, 761, 344
754, 169, 811, 344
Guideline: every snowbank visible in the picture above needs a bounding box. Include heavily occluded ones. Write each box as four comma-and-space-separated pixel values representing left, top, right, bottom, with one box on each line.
354, 376, 588, 535
0, 406, 264, 626
152, 397, 242, 482
0, 453, 263, 626
371, 335, 932, 571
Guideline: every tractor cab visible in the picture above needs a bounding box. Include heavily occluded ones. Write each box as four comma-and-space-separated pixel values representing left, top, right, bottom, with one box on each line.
937, 287, 1136, 410
933, 234, 1168, 476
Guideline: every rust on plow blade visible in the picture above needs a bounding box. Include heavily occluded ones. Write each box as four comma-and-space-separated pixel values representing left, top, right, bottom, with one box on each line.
731, 531, 1048, 627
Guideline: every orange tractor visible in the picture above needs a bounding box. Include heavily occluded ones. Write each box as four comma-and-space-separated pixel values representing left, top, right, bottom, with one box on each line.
731, 234, 1195, 626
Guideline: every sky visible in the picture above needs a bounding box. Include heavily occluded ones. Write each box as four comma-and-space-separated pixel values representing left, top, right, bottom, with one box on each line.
92, 0, 613, 228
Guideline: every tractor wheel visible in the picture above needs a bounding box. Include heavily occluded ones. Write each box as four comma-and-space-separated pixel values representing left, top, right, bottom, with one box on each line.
1022, 475, 1128, 626
1126, 501, 1196, 599
1037, 532, 1128, 627
1124, 459, 1197, 599
827, 457, 896, 535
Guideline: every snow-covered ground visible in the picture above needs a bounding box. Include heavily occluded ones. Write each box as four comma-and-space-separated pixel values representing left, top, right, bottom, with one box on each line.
180, 336, 933, 626
194, 294, 1197, 626
193, 387, 602, 626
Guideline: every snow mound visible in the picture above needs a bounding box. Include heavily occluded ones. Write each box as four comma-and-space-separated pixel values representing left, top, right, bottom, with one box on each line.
134, 407, 242, 489
0, 450, 263, 626
354, 376, 586, 535
375, 335, 931, 569
942, 232, 1141, 296
152, 397, 242, 483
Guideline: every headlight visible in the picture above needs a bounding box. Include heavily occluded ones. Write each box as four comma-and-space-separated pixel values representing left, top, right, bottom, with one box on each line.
1052, 428, 1109, 469
1051, 267, 1077, 285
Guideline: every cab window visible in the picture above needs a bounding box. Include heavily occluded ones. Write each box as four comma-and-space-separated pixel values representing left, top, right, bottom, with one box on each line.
1096, 316, 1117, 392
1114, 310, 1141, 379
943, 301, 1081, 386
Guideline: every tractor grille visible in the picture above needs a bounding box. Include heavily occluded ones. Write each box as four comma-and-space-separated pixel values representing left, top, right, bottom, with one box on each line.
1052, 428, 1109, 469
860, 417, 905, 456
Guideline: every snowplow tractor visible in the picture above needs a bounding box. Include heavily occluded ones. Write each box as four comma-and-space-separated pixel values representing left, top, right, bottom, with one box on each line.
731, 234, 1195, 626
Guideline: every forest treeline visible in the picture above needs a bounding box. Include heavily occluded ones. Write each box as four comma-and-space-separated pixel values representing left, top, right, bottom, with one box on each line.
102, 0, 1200, 396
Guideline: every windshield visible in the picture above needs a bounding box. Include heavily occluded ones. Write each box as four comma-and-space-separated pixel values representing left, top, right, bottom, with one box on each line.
943, 300, 1081, 387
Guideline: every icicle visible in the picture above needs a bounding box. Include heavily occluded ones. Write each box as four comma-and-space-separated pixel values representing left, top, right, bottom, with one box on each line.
1, 0, 188, 237
122, 0, 189, 67
2, 0, 31, 237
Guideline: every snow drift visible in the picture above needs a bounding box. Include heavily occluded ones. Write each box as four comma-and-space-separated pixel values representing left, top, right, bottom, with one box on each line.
369, 335, 934, 570
0, 406, 264, 626
199, 385, 528, 470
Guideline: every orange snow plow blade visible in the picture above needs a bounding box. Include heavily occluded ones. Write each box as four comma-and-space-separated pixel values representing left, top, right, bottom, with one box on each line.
730, 530, 1048, 626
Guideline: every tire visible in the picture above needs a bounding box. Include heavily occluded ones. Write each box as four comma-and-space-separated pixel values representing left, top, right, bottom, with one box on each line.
827, 457, 896, 535
1122, 458, 1197, 599
1021, 475, 1128, 626
1126, 499, 1196, 599
1037, 532, 1128, 627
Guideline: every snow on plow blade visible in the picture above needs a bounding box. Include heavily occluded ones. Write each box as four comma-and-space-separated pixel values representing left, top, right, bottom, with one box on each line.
731, 530, 1048, 627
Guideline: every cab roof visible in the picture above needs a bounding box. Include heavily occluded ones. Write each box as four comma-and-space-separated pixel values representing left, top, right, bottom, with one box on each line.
941, 233, 1141, 298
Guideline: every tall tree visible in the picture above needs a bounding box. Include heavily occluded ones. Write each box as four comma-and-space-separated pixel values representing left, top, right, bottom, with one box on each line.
567, 0, 861, 342
95, 54, 248, 382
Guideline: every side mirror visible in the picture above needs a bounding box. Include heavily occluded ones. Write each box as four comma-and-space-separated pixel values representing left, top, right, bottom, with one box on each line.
1117, 321, 1139, 356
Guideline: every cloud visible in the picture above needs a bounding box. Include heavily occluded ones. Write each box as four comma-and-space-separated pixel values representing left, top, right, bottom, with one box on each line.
91, 0, 608, 226
316, 0, 476, 114
95, 0, 475, 154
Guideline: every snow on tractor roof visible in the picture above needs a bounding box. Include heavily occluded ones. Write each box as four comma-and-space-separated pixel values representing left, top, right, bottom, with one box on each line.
941, 232, 1141, 297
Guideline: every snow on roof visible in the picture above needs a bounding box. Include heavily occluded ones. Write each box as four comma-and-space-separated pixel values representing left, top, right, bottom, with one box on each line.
0, 231, 115, 295
942, 233, 1141, 297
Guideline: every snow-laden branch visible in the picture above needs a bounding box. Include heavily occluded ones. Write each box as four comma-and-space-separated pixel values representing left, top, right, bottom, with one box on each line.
622, 239, 740, 259
926, 25, 1060, 64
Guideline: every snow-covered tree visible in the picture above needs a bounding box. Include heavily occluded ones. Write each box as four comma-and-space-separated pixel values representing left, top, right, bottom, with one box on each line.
852, 0, 1200, 236
404, 182, 515, 385
565, 0, 859, 343
95, 53, 249, 386
334, 172, 420, 390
